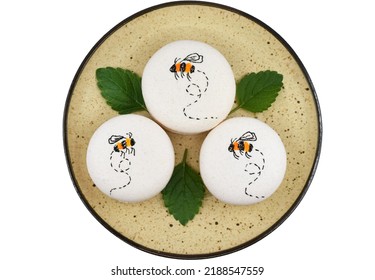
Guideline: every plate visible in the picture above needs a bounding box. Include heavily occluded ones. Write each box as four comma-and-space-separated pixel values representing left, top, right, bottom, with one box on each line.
63, 1, 322, 259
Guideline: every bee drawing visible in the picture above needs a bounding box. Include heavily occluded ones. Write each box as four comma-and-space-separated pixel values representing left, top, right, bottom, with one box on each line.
169, 52, 204, 81
108, 132, 136, 158
228, 131, 257, 160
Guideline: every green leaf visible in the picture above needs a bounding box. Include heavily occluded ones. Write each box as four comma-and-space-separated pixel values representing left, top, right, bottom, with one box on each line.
231, 70, 283, 114
96, 67, 147, 114
162, 150, 205, 226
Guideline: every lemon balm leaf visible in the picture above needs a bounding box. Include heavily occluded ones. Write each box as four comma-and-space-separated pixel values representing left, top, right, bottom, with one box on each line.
162, 150, 205, 226
96, 67, 147, 114
231, 70, 283, 113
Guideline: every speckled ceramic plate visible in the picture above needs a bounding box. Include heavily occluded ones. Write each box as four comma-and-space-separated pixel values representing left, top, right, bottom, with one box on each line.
63, 1, 322, 259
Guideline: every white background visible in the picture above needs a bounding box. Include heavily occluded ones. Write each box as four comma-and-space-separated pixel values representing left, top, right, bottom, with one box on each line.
1, 0, 373, 279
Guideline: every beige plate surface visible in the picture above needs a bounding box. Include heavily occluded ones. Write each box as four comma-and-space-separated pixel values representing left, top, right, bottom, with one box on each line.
64, 1, 322, 259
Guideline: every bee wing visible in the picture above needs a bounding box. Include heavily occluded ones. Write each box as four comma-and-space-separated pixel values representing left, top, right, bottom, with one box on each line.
183, 53, 204, 63
108, 135, 125, 144
238, 131, 257, 141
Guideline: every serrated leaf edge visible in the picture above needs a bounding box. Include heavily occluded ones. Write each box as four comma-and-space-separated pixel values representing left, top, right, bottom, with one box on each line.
96, 67, 147, 114
230, 70, 283, 114
161, 150, 205, 226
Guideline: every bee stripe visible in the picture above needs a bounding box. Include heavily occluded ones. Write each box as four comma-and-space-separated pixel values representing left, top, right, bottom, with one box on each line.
233, 142, 239, 150
126, 138, 131, 147
175, 63, 181, 72
185, 63, 192, 73
117, 142, 123, 150
244, 142, 250, 152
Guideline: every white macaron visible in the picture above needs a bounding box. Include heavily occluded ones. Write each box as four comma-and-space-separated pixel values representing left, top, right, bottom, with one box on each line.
142, 40, 235, 135
86, 114, 175, 203
199, 117, 287, 205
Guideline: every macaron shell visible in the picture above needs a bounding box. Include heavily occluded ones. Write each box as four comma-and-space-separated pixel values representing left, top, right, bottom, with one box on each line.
86, 114, 175, 203
200, 117, 287, 205
142, 40, 235, 134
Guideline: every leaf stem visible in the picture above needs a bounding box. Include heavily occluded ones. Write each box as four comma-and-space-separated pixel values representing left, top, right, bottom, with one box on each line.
182, 149, 188, 164
229, 104, 241, 115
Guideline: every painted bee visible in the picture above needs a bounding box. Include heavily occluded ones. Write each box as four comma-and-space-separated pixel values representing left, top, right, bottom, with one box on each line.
228, 131, 257, 160
169, 52, 204, 81
108, 132, 136, 158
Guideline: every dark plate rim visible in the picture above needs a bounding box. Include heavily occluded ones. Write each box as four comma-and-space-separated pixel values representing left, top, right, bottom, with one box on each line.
63, 0, 323, 260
